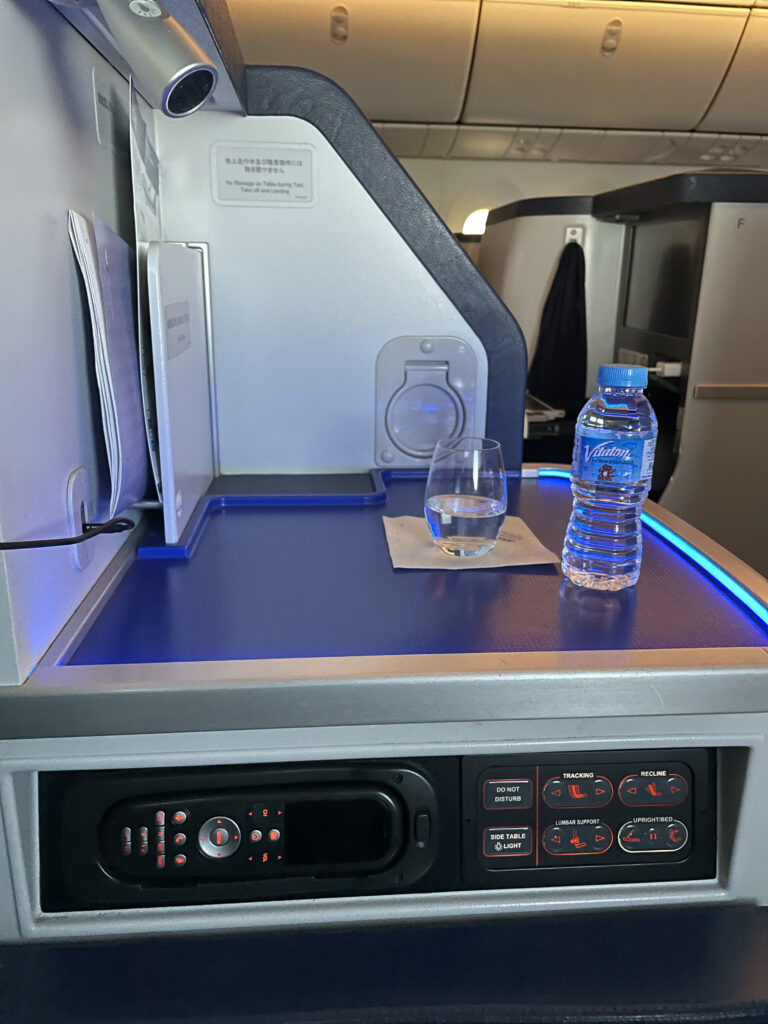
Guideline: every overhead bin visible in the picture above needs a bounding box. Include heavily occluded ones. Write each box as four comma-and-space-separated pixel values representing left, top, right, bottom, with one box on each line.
462, 0, 747, 131
698, 12, 768, 134
224, 0, 480, 123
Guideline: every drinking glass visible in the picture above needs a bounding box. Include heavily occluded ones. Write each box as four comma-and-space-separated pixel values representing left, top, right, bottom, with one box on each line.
424, 437, 507, 557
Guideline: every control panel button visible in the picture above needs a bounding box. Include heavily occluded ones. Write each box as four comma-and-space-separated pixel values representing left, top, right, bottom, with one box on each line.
618, 820, 689, 853
171, 810, 188, 826
542, 823, 613, 855
665, 821, 688, 850
268, 829, 281, 842
483, 826, 533, 858
154, 811, 165, 827
198, 816, 241, 860
156, 854, 166, 869
251, 803, 281, 822
138, 827, 149, 856
121, 827, 132, 857
618, 823, 643, 850
173, 833, 186, 847
542, 776, 613, 809
619, 774, 689, 807
173, 854, 187, 868
414, 811, 431, 846
483, 779, 533, 811
250, 829, 263, 843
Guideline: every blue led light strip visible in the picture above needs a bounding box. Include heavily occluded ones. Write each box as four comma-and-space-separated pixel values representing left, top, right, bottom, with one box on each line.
538, 467, 768, 630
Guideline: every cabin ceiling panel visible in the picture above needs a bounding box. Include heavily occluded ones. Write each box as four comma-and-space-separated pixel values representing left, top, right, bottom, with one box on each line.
462, 1, 747, 131
450, 127, 521, 160
225, 0, 480, 123
376, 124, 768, 171
422, 126, 458, 158
698, 12, 768, 134
375, 124, 429, 158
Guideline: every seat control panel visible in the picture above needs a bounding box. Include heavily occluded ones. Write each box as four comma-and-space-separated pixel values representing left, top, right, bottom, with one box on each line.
40, 749, 715, 911
462, 748, 715, 889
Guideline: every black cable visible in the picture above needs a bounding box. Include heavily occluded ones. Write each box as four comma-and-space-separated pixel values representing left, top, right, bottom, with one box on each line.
0, 517, 135, 551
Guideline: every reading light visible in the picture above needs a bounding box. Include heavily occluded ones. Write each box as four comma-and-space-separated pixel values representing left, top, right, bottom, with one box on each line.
461, 209, 490, 236
52, 0, 218, 117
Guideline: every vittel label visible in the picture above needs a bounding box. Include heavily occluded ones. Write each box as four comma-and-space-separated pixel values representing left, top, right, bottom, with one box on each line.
574, 435, 656, 485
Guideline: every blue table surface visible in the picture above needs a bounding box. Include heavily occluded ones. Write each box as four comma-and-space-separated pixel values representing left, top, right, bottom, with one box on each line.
70, 476, 768, 665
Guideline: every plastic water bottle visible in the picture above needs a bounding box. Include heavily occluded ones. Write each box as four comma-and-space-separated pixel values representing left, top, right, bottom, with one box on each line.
562, 364, 658, 590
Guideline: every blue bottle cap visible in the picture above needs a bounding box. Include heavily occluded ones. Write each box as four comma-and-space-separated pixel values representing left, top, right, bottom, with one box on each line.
597, 363, 649, 389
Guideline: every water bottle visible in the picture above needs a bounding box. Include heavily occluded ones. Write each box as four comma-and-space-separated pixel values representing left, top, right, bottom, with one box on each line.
562, 363, 658, 590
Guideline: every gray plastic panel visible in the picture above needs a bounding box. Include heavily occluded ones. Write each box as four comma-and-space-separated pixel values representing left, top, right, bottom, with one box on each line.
242, 66, 528, 466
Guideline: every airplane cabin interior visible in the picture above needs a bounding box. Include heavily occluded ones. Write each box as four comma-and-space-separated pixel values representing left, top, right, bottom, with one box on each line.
2, 2, 768, 1021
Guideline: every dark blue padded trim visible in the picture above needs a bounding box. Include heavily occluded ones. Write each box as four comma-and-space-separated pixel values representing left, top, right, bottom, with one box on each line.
196, 0, 246, 102
243, 66, 527, 467
593, 172, 768, 220
487, 196, 593, 226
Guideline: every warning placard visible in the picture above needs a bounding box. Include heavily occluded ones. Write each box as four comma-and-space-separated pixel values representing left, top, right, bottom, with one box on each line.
212, 143, 314, 206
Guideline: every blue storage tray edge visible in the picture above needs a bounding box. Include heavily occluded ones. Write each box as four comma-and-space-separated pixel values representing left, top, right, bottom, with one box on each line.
136, 466, 768, 634
539, 467, 768, 632
69, 470, 768, 666
138, 469, 395, 559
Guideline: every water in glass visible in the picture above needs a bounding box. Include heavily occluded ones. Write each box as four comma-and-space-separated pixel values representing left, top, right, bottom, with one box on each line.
424, 437, 506, 557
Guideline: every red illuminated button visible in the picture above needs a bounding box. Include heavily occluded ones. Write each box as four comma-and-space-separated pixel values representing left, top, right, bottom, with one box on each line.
589, 825, 613, 852
542, 776, 613, 809
665, 821, 689, 850
173, 833, 186, 847
618, 820, 689, 853
138, 827, 149, 856
155, 811, 165, 827
198, 816, 241, 860
543, 823, 612, 855
172, 810, 188, 826
268, 829, 281, 843
250, 830, 263, 843
173, 854, 187, 868
121, 827, 132, 857
665, 776, 689, 804
252, 804, 281, 822
156, 854, 166, 869
542, 826, 565, 854
619, 774, 689, 807
619, 825, 643, 849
